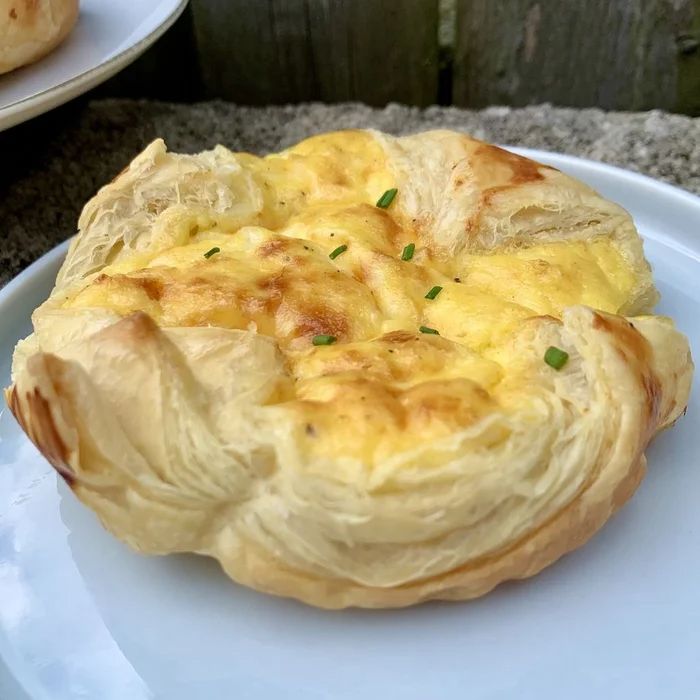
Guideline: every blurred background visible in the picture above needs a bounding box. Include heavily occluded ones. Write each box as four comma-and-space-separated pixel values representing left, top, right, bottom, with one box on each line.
98, 0, 700, 115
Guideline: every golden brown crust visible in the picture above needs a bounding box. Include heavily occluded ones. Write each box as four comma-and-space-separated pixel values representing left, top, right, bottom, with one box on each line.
4, 129, 693, 608
5, 357, 76, 485
0, 0, 78, 75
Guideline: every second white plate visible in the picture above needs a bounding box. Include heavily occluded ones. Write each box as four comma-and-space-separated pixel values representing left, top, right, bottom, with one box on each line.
0, 0, 188, 133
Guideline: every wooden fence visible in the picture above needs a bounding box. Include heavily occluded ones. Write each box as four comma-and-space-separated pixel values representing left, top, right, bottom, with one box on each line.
100, 0, 700, 115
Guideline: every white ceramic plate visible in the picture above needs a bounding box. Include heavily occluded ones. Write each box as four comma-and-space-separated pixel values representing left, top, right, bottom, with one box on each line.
0, 0, 188, 133
1, 150, 699, 700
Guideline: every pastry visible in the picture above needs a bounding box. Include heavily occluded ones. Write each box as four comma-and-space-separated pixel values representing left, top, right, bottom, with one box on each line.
0, 0, 78, 75
6, 130, 693, 608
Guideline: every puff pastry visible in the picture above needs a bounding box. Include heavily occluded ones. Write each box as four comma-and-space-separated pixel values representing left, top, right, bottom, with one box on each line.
0, 0, 78, 75
6, 130, 693, 608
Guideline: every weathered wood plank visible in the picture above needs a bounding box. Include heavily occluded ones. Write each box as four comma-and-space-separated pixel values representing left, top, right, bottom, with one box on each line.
453, 0, 694, 111
189, 0, 439, 106
306, 0, 439, 105
677, 0, 700, 114
190, 1, 314, 104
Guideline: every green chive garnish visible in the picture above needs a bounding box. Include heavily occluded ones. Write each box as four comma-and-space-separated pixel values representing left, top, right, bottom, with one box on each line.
419, 326, 439, 335
425, 285, 443, 300
401, 243, 415, 261
544, 346, 569, 370
329, 244, 348, 260
376, 188, 398, 208
312, 334, 337, 346
203, 247, 220, 259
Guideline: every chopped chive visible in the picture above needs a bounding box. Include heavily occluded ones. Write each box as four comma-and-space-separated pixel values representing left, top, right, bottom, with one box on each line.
425, 285, 443, 300
203, 246, 220, 259
419, 326, 439, 335
376, 188, 398, 208
544, 346, 569, 370
312, 334, 337, 346
401, 243, 415, 261
329, 244, 348, 260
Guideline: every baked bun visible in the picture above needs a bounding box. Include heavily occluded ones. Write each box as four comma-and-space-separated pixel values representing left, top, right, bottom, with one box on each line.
6, 130, 693, 608
0, 0, 78, 75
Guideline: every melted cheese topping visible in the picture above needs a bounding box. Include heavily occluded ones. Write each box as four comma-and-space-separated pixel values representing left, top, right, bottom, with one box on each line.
64, 131, 639, 464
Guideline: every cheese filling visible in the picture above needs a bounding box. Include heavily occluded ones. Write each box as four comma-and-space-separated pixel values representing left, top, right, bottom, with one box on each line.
62, 131, 640, 463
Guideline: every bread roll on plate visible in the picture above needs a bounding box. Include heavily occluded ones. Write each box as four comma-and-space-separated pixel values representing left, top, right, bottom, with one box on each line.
6, 130, 693, 608
0, 0, 78, 75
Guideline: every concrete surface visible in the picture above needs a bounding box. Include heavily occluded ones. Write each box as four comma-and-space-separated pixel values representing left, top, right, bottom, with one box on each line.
1, 99, 699, 288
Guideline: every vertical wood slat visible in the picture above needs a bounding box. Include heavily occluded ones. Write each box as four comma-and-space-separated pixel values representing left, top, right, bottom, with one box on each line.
452, 0, 694, 111
189, 0, 439, 106
677, 0, 700, 114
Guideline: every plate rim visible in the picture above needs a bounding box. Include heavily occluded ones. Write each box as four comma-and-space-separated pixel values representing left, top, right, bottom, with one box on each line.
0, 0, 189, 133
